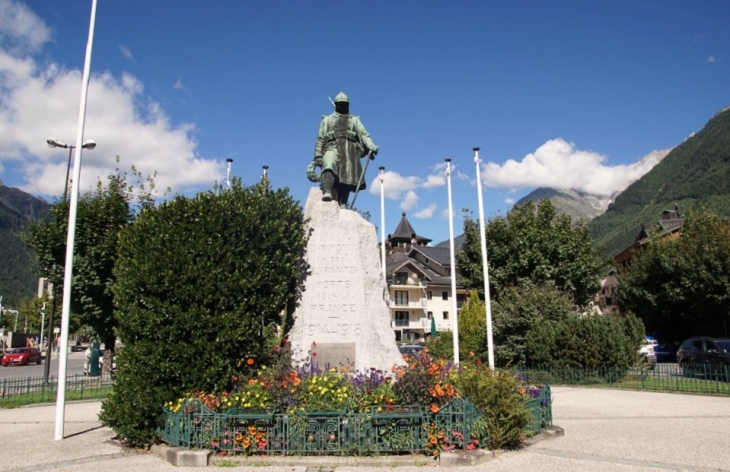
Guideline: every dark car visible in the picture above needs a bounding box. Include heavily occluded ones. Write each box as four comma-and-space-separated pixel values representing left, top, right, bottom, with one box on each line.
676, 337, 730, 376
654, 343, 679, 363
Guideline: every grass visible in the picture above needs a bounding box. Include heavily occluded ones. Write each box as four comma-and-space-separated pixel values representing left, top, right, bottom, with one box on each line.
616, 375, 730, 395
0, 385, 113, 408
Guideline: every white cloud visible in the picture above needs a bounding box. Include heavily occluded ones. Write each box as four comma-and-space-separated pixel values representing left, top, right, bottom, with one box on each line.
708, 55, 717, 63
0, 0, 51, 54
119, 44, 134, 62
504, 197, 515, 205
173, 78, 186, 91
0, 4, 222, 198
414, 203, 437, 219
421, 174, 444, 189
481, 138, 671, 197
400, 190, 419, 211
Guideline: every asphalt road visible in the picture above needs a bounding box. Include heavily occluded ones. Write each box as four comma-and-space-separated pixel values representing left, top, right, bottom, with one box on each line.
0, 350, 87, 380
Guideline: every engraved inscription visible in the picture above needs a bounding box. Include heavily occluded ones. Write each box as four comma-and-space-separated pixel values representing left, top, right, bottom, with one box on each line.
310, 343, 356, 371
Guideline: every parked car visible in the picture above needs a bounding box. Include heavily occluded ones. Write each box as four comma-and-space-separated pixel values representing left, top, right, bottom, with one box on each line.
654, 343, 679, 363
638, 341, 657, 367
398, 345, 424, 357
676, 337, 730, 376
2, 347, 42, 366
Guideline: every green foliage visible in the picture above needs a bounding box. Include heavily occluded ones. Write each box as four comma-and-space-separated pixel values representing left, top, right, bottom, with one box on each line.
454, 363, 530, 450
23, 164, 151, 352
99, 179, 307, 447
591, 108, 730, 257
458, 200, 603, 306
491, 283, 576, 367
456, 290, 486, 360
525, 313, 644, 370
425, 332, 453, 361
616, 210, 730, 340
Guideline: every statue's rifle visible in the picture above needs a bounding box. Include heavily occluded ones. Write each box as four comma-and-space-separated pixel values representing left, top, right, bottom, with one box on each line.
349, 151, 375, 209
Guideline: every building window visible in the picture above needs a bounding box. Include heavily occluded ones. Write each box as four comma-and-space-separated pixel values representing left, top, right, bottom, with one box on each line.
456, 293, 466, 308
395, 330, 402, 342
395, 311, 409, 327
427, 311, 433, 319
427, 291, 432, 300
443, 311, 449, 320
393, 272, 408, 285
442, 291, 449, 301
394, 291, 409, 306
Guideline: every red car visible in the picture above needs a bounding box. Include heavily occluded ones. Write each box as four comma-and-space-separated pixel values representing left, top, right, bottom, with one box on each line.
1, 347, 42, 366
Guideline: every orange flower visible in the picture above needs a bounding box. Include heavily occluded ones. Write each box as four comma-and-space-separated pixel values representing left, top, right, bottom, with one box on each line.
248, 425, 257, 434
429, 436, 437, 444
242, 437, 250, 448
235, 432, 243, 442
248, 379, 256, 386
246, 358, 254, 366
469, 351, 475, 357
434, 385, 445, 397
292, 378, 301, 387
430, 404, 440, 413
282, 380, 289, 388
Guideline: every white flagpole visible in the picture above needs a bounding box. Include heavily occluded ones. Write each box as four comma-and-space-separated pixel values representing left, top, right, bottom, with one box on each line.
445, 159, 460, 365
473, 148, 495, 369
379, 166, 386, 281
56, 0, 98, 440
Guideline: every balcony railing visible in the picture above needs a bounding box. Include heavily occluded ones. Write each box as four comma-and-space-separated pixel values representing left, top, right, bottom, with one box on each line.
388, 277, 428, 287
391, 318, 431, 330
389, 299, 427, 309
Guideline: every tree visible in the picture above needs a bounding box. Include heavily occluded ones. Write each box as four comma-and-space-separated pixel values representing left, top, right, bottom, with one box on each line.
24, 164, 155, 367
99, 179, 307, 446
616, 211, 730, 341
457, 200, 603, 306
491, 283, 576, 367
457, 290, 487, 360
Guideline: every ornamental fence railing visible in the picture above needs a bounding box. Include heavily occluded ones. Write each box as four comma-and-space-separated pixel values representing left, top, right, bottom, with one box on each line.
159, 386, 552, 456
511, 363, 730, 396
0, 372, 115, 408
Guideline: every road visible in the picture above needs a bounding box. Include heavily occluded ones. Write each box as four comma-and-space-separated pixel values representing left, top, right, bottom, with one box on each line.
0, 350, 87, 381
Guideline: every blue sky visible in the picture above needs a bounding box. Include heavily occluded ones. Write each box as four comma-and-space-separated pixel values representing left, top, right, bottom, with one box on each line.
0, 1, 728, 244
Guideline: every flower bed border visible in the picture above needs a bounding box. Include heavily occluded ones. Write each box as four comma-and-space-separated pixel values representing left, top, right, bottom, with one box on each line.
158, 385, 552, 456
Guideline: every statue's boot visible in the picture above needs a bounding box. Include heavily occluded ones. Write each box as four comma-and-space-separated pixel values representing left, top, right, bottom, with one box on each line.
321, 171, 334, 202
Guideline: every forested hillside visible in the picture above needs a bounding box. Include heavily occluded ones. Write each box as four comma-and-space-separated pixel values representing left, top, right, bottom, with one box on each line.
0, 182, 49, 307
590, 107, 730, 257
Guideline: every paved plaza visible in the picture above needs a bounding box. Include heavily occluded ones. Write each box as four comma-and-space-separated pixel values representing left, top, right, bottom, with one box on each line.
0, 386, 728, 471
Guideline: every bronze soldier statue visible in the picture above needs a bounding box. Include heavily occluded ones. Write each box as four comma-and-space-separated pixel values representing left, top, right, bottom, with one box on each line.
307, 92, 379, 206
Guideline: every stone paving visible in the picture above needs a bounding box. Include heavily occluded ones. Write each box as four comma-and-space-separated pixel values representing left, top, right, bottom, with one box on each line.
0, 386, 728, 471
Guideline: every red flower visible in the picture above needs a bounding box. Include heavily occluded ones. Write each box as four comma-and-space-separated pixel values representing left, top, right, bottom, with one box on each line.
247, 358, 254, 365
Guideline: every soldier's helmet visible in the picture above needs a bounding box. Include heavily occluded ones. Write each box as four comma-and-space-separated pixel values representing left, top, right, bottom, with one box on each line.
334, 92, 349, 103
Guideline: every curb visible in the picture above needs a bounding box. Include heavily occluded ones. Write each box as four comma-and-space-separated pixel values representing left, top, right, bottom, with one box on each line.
150, 426, 564, 468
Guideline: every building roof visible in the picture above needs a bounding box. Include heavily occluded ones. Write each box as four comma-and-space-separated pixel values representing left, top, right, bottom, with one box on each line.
389, 213, 432, 245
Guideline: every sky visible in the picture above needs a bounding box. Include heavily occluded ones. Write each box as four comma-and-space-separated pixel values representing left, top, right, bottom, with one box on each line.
0, 1, 728, 244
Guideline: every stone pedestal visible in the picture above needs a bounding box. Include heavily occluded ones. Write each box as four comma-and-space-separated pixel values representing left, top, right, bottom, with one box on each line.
289, 188, 404, 372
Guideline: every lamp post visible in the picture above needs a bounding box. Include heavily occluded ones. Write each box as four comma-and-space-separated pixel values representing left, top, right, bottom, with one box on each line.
262, 165, 269, 181
46, 139, 97, 202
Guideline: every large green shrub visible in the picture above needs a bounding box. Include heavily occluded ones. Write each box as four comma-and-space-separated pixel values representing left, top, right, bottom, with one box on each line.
99, 180, 307, 446
453, 363, 530, 450
525, 313, 644, 370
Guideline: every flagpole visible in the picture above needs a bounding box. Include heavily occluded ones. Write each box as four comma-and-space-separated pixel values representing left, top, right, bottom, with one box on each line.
55, 0, 98, 440
379, 166, 386, 281
473, 148, 495, 369
445, 159, 460, 365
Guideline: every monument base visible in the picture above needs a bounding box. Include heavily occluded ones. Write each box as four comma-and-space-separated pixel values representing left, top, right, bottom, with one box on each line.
289, 188, 404, 373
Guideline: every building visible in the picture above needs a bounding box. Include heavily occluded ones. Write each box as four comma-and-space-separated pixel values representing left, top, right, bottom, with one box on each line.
384, 213, 466, 343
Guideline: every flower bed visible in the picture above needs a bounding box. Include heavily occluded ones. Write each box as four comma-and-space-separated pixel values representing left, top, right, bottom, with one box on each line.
158, 351, 552, 457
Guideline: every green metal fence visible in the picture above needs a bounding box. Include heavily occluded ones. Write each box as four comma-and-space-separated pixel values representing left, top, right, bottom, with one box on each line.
0, 373, 115, 408
513, 363, 730, 396
159, 387, 552, 456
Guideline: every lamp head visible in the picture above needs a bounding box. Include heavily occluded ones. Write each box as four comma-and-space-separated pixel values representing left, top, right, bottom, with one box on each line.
82, 139, 96, 150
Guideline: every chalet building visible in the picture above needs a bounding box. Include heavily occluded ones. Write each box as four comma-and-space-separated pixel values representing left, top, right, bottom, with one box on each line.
594, 204, 683, 315
385, 213, 466, 343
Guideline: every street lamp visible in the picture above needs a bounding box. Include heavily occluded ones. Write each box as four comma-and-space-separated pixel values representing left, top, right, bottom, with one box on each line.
47, 138, 97, 202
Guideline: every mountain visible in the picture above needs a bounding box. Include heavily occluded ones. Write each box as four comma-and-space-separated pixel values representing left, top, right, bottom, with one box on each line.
590, 106, 730, 257
0, 181, 50, 308
515, 188, 614, 221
